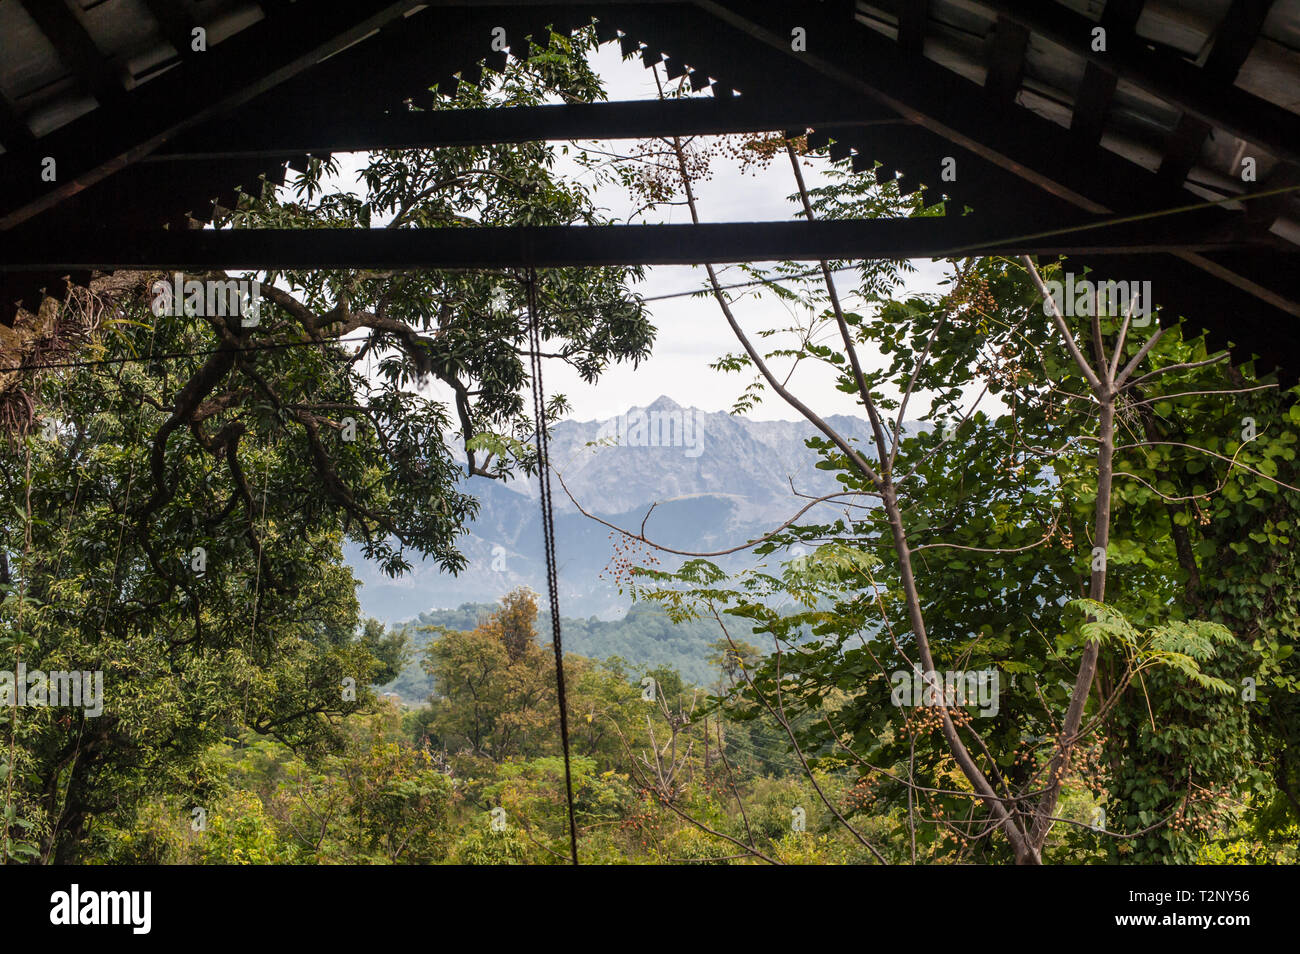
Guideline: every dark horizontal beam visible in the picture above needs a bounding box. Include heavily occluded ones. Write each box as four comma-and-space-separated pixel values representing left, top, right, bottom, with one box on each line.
2, 214, 1271, 271
149, 97, 904, 161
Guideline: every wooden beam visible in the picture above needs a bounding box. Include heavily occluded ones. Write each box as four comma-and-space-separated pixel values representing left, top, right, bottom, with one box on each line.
148, 96, 903, 160
605, 5, 997, 204
1156, 114, 1213, 189
38, 157, 291, 232
1099, 0, 1147, 32
1204, 0, 1276, 82
984, 16, 1030, 105
1069, 67, 1116, 146
895, 0, 928, 55
0, 214, 1273, 272
1069, 0, 1144, 145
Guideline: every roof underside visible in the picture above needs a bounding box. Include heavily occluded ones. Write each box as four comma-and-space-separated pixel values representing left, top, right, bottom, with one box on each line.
1, 0, 1298, 379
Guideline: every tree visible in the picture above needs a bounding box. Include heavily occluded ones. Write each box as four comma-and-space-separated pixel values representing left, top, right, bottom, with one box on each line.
708, 637, 762, 691
357, 618, 410, 687
0, 330, 420, 861
487, 589, 541, 664
421, 588, 554, 761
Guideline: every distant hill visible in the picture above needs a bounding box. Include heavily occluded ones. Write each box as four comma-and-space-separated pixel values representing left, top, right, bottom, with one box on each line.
381, 600, 760, 703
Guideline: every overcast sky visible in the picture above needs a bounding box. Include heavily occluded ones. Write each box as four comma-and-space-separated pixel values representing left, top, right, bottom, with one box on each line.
318, 43, 956, 423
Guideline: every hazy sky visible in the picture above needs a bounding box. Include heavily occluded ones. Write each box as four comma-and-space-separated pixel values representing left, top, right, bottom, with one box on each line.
314, 42, 955, 423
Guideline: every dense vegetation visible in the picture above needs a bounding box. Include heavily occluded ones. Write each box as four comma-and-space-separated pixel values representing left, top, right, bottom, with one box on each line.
55, 585, 1296, 865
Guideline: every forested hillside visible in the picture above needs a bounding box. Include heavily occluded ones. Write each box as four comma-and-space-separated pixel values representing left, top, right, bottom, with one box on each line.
383, 599, 760, 700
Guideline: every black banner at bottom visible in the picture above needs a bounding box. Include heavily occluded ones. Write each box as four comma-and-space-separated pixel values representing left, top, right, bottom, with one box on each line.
0, 863, 1278, 941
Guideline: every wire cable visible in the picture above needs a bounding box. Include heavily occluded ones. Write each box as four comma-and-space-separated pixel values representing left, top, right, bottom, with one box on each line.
526, 266, 580, 866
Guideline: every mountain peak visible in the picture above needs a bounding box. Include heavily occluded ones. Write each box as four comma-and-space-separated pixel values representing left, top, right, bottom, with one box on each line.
646, 394, 683, 412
